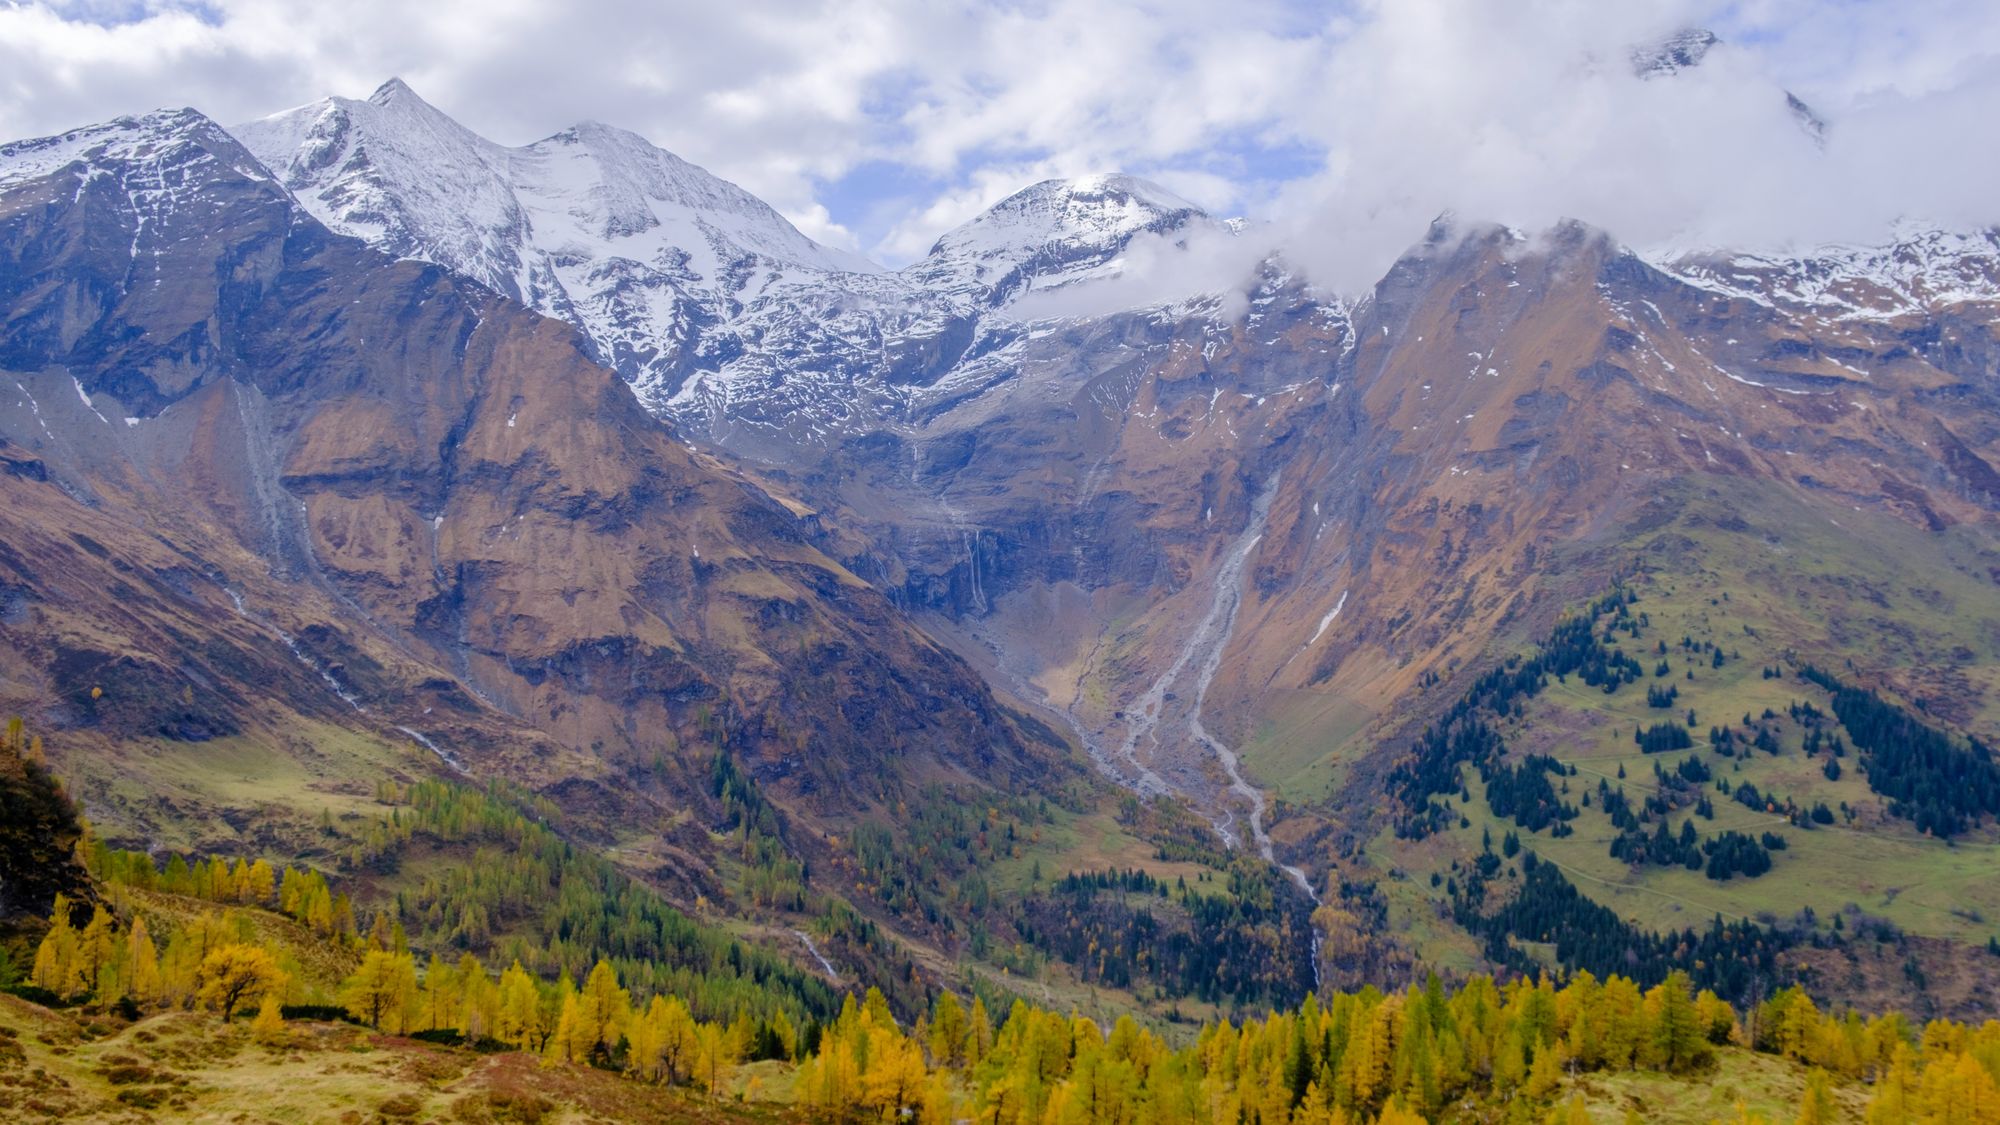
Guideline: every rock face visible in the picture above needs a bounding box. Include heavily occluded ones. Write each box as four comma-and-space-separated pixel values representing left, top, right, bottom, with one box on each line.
750, 213, 2000, 840
0, 108, 1068, 852
1202, 220, 2000, 820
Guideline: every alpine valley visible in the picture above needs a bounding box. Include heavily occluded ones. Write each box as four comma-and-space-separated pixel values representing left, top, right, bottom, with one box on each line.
4, 43, 2000, 1125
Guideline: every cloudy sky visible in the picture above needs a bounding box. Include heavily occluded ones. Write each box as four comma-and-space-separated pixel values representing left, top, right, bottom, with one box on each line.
2, 0, 1996, 285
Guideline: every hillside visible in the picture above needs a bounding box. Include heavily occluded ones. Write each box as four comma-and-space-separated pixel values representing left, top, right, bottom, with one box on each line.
0, 983, 1900, 1124
6, 813, 1986, 1125
0, 105, 1150, 1014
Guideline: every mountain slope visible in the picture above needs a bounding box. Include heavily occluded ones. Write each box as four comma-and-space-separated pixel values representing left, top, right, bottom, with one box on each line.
0, 106, 1069, 866
1220, 218, 2000, 770
19, 83, 2000, 1022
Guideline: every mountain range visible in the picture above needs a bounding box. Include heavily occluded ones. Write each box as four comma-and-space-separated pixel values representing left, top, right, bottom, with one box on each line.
6, 41, 2000, 1028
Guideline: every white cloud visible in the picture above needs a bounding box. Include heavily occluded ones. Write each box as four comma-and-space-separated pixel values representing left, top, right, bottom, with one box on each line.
0, 0, 1995, 289
1008, 222, 1275, 323
1263, 0, 2000, 291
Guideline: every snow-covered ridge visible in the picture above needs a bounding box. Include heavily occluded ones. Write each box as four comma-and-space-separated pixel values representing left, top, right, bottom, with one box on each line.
230, 81, 1228, 419
231, 79, 529, 287
228, 81, 1241, 438
27, 83, 1995, 474
231, 79, 892, 405
905, 173, 1215, 304
1651, 226, 2000, 319
0, 107, 271, 191
233, 79, 875, 325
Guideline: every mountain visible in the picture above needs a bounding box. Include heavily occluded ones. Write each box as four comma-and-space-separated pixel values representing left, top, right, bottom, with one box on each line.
234, 87, 1224, 452
1654, 225, 2000, 319
12, 79, 2000, 1027
0, 106, 1071, 877
232, 88, 2000, 993
234, 79, 877, 408
903, 173, 1216, 305
1630, 27, 1720, 77
1631, 26, 1829, 143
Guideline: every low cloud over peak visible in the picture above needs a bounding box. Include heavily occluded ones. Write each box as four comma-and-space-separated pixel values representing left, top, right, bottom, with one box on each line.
0, 0, 1993, 295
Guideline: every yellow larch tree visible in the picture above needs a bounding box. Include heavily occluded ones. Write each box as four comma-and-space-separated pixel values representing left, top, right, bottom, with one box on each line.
339, 948, 417, 1031
195, 943, 286, 1022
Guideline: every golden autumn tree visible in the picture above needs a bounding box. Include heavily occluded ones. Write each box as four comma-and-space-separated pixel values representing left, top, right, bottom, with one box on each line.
195, 943, 286, 1022
124, 914, 160, 1002
575, 959, 631, 1066
861, 1024, 928, 1118
30, 894, 84, 998
250, 991, 287, 1046
498, 960, 546, 1052
339, 949, 417, 1031
76, 904, 119, 1000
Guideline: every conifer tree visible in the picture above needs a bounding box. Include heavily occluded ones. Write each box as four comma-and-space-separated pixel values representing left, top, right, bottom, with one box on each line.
498, 960, 544, 1052
549, 990, 592, 1064
244, 859, 276, 906
454, 953, 495, 1043
76, 904, 117, 999
1647, 970, 1709, 1072
695, 1019, 737, 1095
340, 949, 417, 1031
576, 959, 631, 1066
929, 990, 969, 1066
125, 914, 160, 1002
30, 893, 83, 998
251, 992, 286, 1046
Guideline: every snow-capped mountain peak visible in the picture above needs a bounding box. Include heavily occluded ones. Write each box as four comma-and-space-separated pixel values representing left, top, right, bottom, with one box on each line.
1652, 224, 2000, 320
906, 174, 1214, 305
1631, 28, 1719, 78
514, 118, 874, 275
1627, 28, 1827, 144
0, 106, 270, 191
930, 174, 1207, 256
230, 80, 886, 400
230, 86, 1230, 425
231, 79, 523, 293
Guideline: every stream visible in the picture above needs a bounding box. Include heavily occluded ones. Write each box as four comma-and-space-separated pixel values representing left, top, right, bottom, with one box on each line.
794, 929, 840, 983
1112, 476, 1325, 988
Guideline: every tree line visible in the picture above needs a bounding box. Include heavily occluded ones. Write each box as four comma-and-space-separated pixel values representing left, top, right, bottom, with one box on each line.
1800, 665, 2000, 838
26, 880, 1997, 1123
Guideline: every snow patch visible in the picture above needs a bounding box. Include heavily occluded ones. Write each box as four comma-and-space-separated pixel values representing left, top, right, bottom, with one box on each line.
1307, 591, 1348, 647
